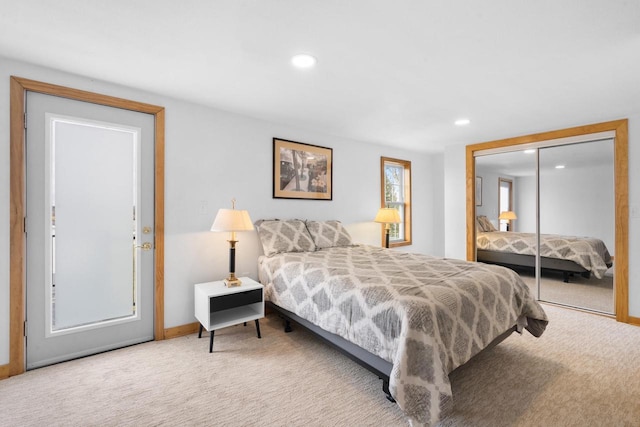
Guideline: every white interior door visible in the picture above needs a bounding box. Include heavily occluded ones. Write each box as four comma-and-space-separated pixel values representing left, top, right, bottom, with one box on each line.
26, 91, 155, 369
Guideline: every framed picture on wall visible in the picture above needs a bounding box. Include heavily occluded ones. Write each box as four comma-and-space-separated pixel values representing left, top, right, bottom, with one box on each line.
273, 138, 333, 200
475, 176, 482, 206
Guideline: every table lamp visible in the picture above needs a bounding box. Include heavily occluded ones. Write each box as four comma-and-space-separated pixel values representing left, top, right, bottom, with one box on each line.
498, 210, 517, 231
374, 207, 401, 248
210, 199, 254, 287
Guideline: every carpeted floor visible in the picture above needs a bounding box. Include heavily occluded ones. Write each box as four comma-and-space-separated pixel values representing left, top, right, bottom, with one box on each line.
514, 267, 614, 314
1, 305, 639, 427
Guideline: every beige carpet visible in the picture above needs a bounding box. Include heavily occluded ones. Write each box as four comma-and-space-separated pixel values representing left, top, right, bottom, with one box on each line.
513, 266, 614, 314
1, 305, 639, 427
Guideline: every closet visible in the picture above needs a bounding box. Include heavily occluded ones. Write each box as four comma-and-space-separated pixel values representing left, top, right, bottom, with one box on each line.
465, 120, 628, 320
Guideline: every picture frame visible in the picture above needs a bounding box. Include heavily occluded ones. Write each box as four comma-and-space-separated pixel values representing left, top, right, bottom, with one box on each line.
475, 176, 482, 206
273, 138, 333, 200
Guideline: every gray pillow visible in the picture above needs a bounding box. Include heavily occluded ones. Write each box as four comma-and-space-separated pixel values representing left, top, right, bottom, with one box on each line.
255, 219, 316, 256
477, 215, 497, 232
305, 220, 353, 249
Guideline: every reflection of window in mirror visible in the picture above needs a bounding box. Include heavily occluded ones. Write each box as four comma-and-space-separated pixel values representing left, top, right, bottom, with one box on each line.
498, 178, 513, 231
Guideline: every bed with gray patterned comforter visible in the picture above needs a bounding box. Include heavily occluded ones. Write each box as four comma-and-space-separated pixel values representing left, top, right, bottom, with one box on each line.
477, 231, 612, 278
258, 244, 548, 426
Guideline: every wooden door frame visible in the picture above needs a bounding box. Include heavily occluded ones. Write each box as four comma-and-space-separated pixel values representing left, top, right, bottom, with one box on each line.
9, 76, 166, 377
466, 119, 631, 324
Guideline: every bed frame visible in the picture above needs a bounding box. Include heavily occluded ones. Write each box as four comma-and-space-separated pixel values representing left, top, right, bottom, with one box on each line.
267, 301, 517, 402
476, 249, 595, 282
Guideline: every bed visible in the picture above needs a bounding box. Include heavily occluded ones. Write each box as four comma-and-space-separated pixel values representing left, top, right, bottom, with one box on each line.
255, 219, 548, 426
475, 215, 612, 282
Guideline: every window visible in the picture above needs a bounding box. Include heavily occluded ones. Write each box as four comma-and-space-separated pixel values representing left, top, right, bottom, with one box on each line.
380, 157, 412, 247
498, 178, 513, 231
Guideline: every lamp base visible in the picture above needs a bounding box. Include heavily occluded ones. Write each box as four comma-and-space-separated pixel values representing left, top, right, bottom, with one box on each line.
224, 277, 242, 287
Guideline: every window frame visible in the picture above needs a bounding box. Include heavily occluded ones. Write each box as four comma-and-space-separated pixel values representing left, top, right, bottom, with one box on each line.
380, 156, 412, 247
498, 177, 514, 231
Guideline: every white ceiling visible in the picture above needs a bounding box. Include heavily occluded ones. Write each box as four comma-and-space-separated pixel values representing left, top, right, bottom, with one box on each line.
1, 1, 639, 153
476, 138, 614, 176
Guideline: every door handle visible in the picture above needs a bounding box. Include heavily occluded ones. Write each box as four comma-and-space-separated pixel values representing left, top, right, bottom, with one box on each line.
136, 242, 153, 250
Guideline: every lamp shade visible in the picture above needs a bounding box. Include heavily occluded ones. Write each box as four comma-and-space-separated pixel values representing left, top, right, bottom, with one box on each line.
498, 211, 517, 220
210, 209, 254, 232
374, 208, 401, 224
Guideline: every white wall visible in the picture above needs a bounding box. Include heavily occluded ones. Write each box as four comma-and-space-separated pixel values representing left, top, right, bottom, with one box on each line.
0, 57, 443, 365
445, 116, 640, 318
517, 163, 615, 251
430, 153, 446, 255
443, 144, 466, 258
516, 176, 536, 233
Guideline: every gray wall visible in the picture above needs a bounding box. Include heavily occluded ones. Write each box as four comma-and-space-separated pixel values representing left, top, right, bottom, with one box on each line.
0, 57, 445, 364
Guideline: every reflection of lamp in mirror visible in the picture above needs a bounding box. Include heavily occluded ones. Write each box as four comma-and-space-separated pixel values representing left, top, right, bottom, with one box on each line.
499, 211, 517, 231
210, 199, 254, 287
374, 208, 401, 248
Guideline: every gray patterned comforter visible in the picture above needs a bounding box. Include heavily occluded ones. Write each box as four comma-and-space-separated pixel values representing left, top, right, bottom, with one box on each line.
477, 231, 612, 278
258, 245, 548, 426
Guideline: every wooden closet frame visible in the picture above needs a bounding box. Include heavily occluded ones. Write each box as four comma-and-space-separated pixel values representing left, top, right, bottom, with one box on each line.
465, 119, 633, 324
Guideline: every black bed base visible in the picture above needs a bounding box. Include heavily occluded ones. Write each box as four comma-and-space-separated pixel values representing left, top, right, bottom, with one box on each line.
267, 301, 395, 401
267, 301, 517, 402
476, 249, 595, 283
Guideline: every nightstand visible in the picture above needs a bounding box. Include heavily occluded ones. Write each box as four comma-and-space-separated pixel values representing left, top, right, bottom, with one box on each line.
194, 277, 264, 353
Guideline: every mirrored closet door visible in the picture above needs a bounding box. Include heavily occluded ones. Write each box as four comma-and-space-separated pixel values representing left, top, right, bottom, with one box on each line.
538, 140, 615, 313
475, 150, 538, 304
472, 137, 616, 315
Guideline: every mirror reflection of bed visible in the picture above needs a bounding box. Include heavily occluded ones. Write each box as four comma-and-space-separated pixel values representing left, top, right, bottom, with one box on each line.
474, 138, 615, 315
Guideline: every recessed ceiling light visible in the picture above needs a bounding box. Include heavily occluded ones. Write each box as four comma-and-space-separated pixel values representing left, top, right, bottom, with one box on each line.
524, 149, 536, 154
291, 53, 317, 68
555, 164, 565, 169
454, 118, 471, 126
